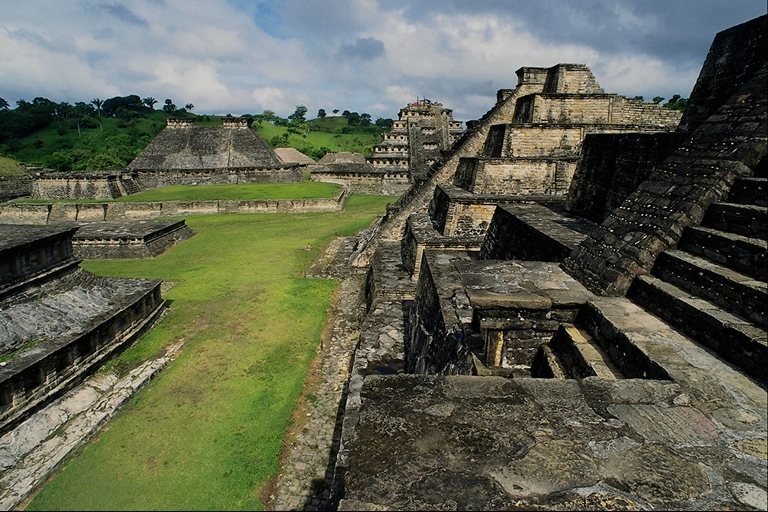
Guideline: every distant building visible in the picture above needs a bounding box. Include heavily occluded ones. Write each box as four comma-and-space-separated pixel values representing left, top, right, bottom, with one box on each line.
370, 99, 465, 182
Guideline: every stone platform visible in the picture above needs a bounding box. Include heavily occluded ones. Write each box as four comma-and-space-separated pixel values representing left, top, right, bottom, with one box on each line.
71, 219, 194, 259
0, 224, 165, 434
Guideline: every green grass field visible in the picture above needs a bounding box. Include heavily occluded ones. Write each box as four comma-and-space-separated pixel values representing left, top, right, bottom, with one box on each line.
25, 195, 391, 511
253, 118, 380, 158
118, 182, 343, 202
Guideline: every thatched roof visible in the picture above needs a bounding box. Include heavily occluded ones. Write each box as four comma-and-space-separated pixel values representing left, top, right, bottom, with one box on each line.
274, 148, 316, 165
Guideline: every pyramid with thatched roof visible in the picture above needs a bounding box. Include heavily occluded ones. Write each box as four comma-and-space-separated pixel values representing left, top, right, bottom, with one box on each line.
129, 118, 284, 171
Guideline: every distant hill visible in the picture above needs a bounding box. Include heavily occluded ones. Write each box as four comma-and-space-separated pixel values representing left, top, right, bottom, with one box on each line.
1, 110, 383, 171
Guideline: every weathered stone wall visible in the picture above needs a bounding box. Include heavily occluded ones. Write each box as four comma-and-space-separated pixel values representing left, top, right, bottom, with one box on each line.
563, 55, 767, 295
567, 132, 686, 222
515, 94, 681, 127
680, 15, 768, 132
0, 225, 78, 290
0, 271, 163, 434
406, 251, 474, 375
32, 177, 114, 200
135, 167, 302, 188
310, 168, 411, 195
72, 221, 194, 259
473, 158, 579, 196
0, 174, 31, 203
0, 189, 347, 224
351, 68, 549, 264
480, 204, 593, 261
543, 64, 604, 94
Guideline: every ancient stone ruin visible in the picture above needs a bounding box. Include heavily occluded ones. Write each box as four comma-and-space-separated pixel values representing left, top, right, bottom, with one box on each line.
371, 98, 465, 182
310, 100, 465, 195
310, 151, 411, 195
128, 116, 303, 187
0, 224, 165, 434
334, 14, 767, 510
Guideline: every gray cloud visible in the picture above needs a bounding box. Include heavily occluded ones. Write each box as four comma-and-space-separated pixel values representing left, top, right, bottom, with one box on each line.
94, 1, 150, 27
1, 0, 765, 121
337, 37, 386, 60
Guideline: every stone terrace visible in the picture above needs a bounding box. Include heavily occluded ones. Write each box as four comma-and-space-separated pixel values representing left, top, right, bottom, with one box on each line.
0, 224, 164, 435
335, 14, 768, 511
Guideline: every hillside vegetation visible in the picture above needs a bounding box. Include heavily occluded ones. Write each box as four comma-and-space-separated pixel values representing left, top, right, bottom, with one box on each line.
0, 96, 389, 171
0, 155, 27, 177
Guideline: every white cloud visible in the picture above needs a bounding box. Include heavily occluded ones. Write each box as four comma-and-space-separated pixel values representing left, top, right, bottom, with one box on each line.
0, 0, 763, 120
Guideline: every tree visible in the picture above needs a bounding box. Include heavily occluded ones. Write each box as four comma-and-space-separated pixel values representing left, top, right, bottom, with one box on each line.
652, 96, 664, 104
332, 109, 339, 114
346, 111, 360, 125
91, 98, 103, 118
288, 105, 307, 123
163, 99, 176, 112
360, 112, 372, 126
0, 98, 8, 110
185, 103, 194, 112
317, 108, 326, 118
664, 94, 688, 111
143, 97, 157, 110
341, 110, 350, 117
375, 117, 393, 130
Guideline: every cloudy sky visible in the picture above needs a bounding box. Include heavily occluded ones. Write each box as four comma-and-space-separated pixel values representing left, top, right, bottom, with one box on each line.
1, 0, 765, 121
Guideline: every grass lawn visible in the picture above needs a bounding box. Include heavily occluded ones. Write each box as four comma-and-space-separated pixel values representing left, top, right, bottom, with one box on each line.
25, 195, 392, 511
118, 182, 343, 202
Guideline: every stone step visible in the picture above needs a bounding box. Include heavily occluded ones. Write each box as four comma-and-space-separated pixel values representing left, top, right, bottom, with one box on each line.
652, 249, 767, 327
678, 225, 767, 281
529, 343, 566, 379
728, 177, 768, 207
628, 275, 767, 387
545, 324, 622, 380
574, 302, 672, 381
703, 202, 767, 240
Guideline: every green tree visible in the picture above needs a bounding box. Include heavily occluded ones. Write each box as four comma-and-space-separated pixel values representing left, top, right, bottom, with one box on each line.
91, 98, 103, 118
163, 99, 176, 112
664, 94, 688, 111
375, 117, 393, 130
0, 98, 9, 110
332, 109, 339, 114
652, 96, 664, 104
317, 108, 326, 118
288, 105, 307, 123
185, 103, 194, 112
143, 97, 157, 110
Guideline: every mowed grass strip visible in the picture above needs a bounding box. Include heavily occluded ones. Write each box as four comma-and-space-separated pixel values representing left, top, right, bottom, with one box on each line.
26, 195, 391, 511
118, 182, 342, 202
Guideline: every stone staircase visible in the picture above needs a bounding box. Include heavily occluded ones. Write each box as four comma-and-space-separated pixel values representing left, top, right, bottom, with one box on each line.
626, 175, 768, 386
120, 176, 142, 195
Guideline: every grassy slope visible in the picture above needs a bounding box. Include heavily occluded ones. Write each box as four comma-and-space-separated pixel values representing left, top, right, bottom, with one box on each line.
9, 112, 168, 165
253, 116, 380, 157
9, 114, 381, 168
26, 195, 391, 511
0, 155, 27, 177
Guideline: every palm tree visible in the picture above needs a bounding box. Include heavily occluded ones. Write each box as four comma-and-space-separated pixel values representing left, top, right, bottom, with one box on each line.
143, 97, 157, 110
90, 98, 103, 129
90, 98, 103, 118
185, 103, 194, 112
